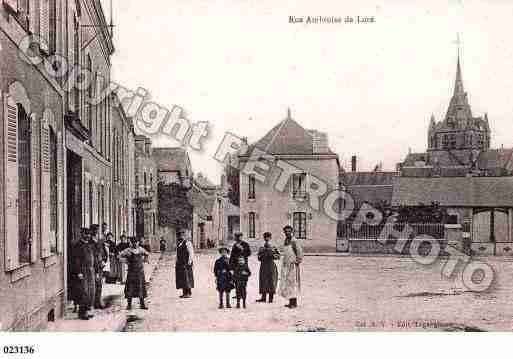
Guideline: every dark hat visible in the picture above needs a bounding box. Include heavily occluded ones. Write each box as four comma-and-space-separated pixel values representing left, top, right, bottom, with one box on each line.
283, 225, 293, 231
176, 228, 186, 235
80, 227, 90, 235
218, 246, 230, 254
263, 232, 272, 239
234, 231, 243, 239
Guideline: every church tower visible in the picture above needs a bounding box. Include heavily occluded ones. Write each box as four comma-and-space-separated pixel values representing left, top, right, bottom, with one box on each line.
427, 55, 491, 153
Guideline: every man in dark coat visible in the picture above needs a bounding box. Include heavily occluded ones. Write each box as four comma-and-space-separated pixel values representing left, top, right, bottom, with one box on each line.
256, 232, 280, 303
175, 229, 194, 298
90, 224, 108, 309
71, 228, 96, 320
229, 232, 251, 268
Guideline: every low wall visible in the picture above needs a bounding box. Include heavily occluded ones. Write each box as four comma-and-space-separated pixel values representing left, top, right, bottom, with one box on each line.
348, 239, 449, 255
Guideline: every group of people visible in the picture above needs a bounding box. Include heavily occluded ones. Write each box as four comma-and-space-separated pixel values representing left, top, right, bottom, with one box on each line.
172, 224, 304, 310
72, 223, 304, 319
71, 223, 151, 320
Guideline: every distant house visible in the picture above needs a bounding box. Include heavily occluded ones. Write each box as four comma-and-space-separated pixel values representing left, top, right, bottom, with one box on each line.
238, 109, 340, 250
340, 169, 396, 208
392, 176, 513, 255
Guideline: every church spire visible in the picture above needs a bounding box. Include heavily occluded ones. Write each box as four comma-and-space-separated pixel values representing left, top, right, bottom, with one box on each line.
453, 53, 464, 96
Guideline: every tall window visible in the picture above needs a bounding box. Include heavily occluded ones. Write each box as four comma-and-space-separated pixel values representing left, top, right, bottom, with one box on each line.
73, 16, 80, 110
88, 181, 93, 226
152, 213, 156, 235
49, 127, 58, 253
87, 56, 93, 136
292, 173, 307, 199
49, 0, 57, 53
248, 174, 255, 199
144, 172, 148, 195
18, 105, 31, 264
248, 212, 256, 239
293, 212, 307, 239
442, 135, 448, 149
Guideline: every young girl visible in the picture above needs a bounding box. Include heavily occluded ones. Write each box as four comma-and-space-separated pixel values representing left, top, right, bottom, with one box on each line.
119, 237, 149, 310
214, 246, 234, 309
233, 256, 251, 309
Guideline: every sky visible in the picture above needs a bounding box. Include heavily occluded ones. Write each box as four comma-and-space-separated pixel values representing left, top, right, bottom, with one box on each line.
101, 0, 513, 185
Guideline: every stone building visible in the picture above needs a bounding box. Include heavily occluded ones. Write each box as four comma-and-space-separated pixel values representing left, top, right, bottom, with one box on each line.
191, 173, 217, 249
134, 135, 158, 250
238, 110, 340, 251
0, 0, 113, 330
395, 54, 513, 256
399, 55, 513, 177
111, 92, 135, 240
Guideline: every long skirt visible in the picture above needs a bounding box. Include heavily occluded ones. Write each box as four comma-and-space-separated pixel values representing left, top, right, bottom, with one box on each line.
125, 269, 147, 299
259, 261, 278, 294
73, 268, 95, 308
175, 264, 194, 290
106, 254, 121, 283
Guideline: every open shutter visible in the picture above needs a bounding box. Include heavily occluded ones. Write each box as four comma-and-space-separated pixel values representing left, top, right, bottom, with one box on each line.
57, 131, 63, 253
30, 114, 40, 263
2, 0, 18, 12
39, 0, 50, 53
40, 117, 51, 258
4, 92, 20, 270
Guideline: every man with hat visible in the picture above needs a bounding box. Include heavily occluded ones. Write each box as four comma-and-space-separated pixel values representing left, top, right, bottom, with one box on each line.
175, 228, 195, 298
256, 232, 280, 303
90, 224, 108, 309
229, 231, 251, 269
71, 227, 96, 320
279, 225, 303, 309
214, 245, 234, 309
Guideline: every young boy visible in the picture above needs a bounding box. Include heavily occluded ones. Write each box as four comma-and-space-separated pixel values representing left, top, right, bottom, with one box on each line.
233, 256, 252, 309
214, 246, 234, 309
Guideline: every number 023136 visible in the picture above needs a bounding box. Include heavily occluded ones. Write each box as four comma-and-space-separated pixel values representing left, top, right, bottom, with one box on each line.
3, 346, 35, 354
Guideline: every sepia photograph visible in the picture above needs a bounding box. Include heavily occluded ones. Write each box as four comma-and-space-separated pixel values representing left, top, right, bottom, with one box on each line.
0, 0, 512, 356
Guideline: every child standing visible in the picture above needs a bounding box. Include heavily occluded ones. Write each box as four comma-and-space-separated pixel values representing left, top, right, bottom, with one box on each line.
214, 246, 234, 309
233, 256, 252, 309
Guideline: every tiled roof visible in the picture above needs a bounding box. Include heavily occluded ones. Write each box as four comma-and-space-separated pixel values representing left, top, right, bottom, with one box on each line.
346, 186, 394, 207
152, 147, 188, 172
340, 172, 396, 186
391, 176, 513, 207
244, 117, 335, 156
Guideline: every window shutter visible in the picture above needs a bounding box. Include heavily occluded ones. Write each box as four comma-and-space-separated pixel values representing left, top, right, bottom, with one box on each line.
57, 131, 63, 253
2, 0, 18, 12
3, 92, 20, 270
30, 114, 40, 263
40, 117, 52, 258
39, 0, 50, 53
84, 178, 90, 227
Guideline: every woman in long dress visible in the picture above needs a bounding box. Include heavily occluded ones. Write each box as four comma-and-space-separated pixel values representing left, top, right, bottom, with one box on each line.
105, 232, 120, 283
279, 225, 303, 309
119, 237, 149, 310
256, 232, 280, 303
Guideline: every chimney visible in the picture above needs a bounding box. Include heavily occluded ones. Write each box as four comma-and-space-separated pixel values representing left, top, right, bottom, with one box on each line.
312, 131, 329, 153
351, 155, 357, 172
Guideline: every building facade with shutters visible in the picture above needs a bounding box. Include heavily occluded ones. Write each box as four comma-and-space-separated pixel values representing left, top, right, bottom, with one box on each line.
111, 92, 136, 240
134, 136, 158, 250
238, 110, 340, 251
0, 0, 114, 330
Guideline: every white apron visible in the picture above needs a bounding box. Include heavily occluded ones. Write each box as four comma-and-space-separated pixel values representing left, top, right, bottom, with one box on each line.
279, 242, 301, 299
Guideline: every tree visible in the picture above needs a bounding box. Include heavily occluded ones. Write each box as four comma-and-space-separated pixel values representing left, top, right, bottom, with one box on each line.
158, 182, 193, 229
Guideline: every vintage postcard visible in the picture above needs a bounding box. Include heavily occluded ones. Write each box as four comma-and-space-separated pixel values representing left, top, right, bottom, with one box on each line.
0, 0, 512, 348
